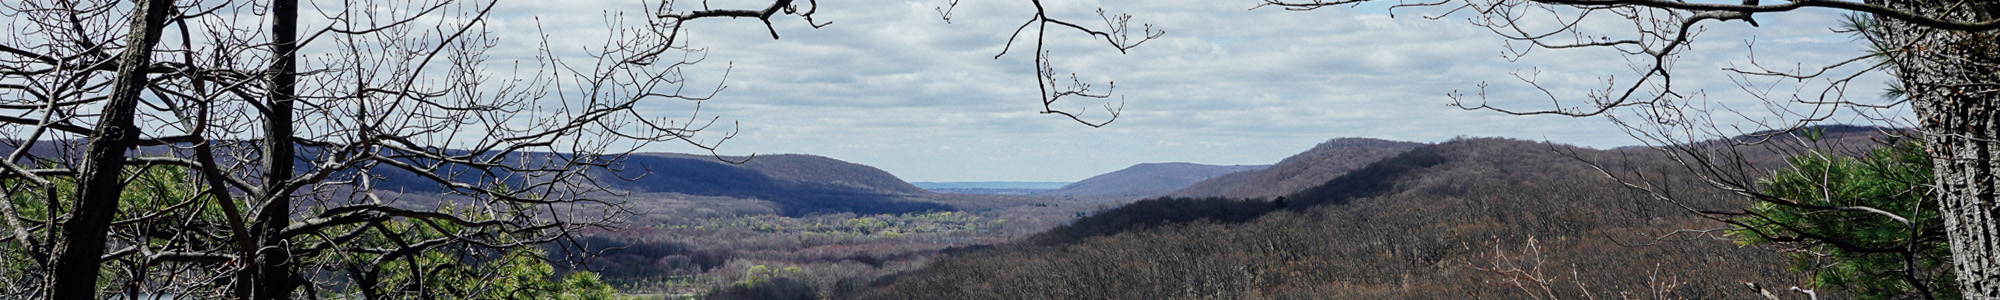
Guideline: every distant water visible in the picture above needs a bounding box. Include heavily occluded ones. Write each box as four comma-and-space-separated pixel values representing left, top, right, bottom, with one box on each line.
911, 181, 1071, 190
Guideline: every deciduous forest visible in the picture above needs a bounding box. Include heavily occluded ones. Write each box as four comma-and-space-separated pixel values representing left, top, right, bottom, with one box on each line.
5, 0, 1999, 298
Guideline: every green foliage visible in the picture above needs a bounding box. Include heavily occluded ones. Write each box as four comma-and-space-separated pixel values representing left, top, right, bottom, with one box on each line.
2, 164, 627, 299
743, 265, 772, 288
555, 271, 623, 300
1834, 12, 1910, 102
352, 240, 635, 299
298, 199, 632, 299
1733, 141, 1956, 299
2, 163, 233, 294
707, 264, 816, 300
3, 162, 213, 223
846, 217, 888, 234
491, 249, 562, 299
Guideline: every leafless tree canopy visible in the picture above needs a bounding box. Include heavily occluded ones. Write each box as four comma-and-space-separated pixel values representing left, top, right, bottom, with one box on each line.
1, 0, 729, 298
0, 0, 1159, 298
1258, 0, 2000, 298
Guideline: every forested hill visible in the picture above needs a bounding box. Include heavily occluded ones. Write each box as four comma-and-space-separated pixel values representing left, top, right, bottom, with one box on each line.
0, 140, 1010, 217
1035, 162, 1266, 200
588, 153, 947, 216
856, 137, 1809, 299
362, 150, 950, 217
1169, 137, 1423, 199
653, 153, 929, 195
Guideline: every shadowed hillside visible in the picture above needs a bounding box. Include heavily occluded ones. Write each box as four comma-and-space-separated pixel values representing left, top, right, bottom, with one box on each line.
1037, 163, 1266, 200
2, 139, 1049, 218
854, 137, 1816, 299
733, 154, 930, 194
1170, 137, 1423, 200
263, 150, 952, 217
597, 154, 948, 216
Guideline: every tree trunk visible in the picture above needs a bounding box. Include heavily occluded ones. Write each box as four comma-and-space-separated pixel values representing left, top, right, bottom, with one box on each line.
249, 0, 300, 298
46, 1, 174, 299
1876, 1, 2000, 298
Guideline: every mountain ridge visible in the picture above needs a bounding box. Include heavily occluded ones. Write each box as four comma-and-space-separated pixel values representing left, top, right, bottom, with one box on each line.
1035, 162, 1267, 200
859, 137, 1807, 299
1169, 137, 1424, 199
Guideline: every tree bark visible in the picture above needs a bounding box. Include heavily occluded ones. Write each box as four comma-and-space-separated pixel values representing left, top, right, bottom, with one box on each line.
249, 0, 300, 298
47, 0, 175, 299
1876, 1, 2000, 298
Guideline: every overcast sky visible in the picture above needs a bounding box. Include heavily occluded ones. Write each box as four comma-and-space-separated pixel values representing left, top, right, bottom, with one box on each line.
484, 0, 1893, 182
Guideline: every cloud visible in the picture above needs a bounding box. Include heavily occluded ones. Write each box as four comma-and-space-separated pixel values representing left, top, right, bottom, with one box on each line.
463, 0, 1894, 182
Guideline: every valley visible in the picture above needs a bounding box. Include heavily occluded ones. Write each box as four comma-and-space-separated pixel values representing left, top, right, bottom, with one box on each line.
0, 129, 1893, 299
506, 131, 1886, 299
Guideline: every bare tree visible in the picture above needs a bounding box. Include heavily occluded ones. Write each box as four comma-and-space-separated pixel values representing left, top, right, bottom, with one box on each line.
1256, 0, 1999, 298
946, 0, 1164, 127
1, 0, 730, 297
1, 0, 1158, 298
41, 0, 177, 298
648, 0, 1161, 127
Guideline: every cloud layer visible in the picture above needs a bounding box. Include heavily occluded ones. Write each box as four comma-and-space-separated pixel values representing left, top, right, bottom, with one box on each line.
484, 0, 1894, 182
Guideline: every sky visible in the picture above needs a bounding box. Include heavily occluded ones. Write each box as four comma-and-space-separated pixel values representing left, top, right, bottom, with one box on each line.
477, 0, 1896, 182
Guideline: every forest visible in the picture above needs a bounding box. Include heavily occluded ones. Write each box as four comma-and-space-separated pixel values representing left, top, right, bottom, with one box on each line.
5, 0, 1997, 298
855, 137, 1809, 299
558, 133, 1904, 299
14, 128, 1908, 299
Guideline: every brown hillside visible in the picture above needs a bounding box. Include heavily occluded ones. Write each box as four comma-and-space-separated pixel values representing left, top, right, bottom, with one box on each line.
1037, 163, 1266, 200
855, 137, 1821, 299
735, 154, 930, 195
1169, 137, 1422, 199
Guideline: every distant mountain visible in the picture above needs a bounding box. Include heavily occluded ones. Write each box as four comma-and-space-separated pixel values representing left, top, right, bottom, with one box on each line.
0, 139, 955, 217
1169, 137, 1422, 199
734, 154, 930, 194
1037, 163, 1267, 200
861, 137, 1809, 299
595, 153, 946, 216
316, 151, 949, 217
911, 182, 1072, 190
